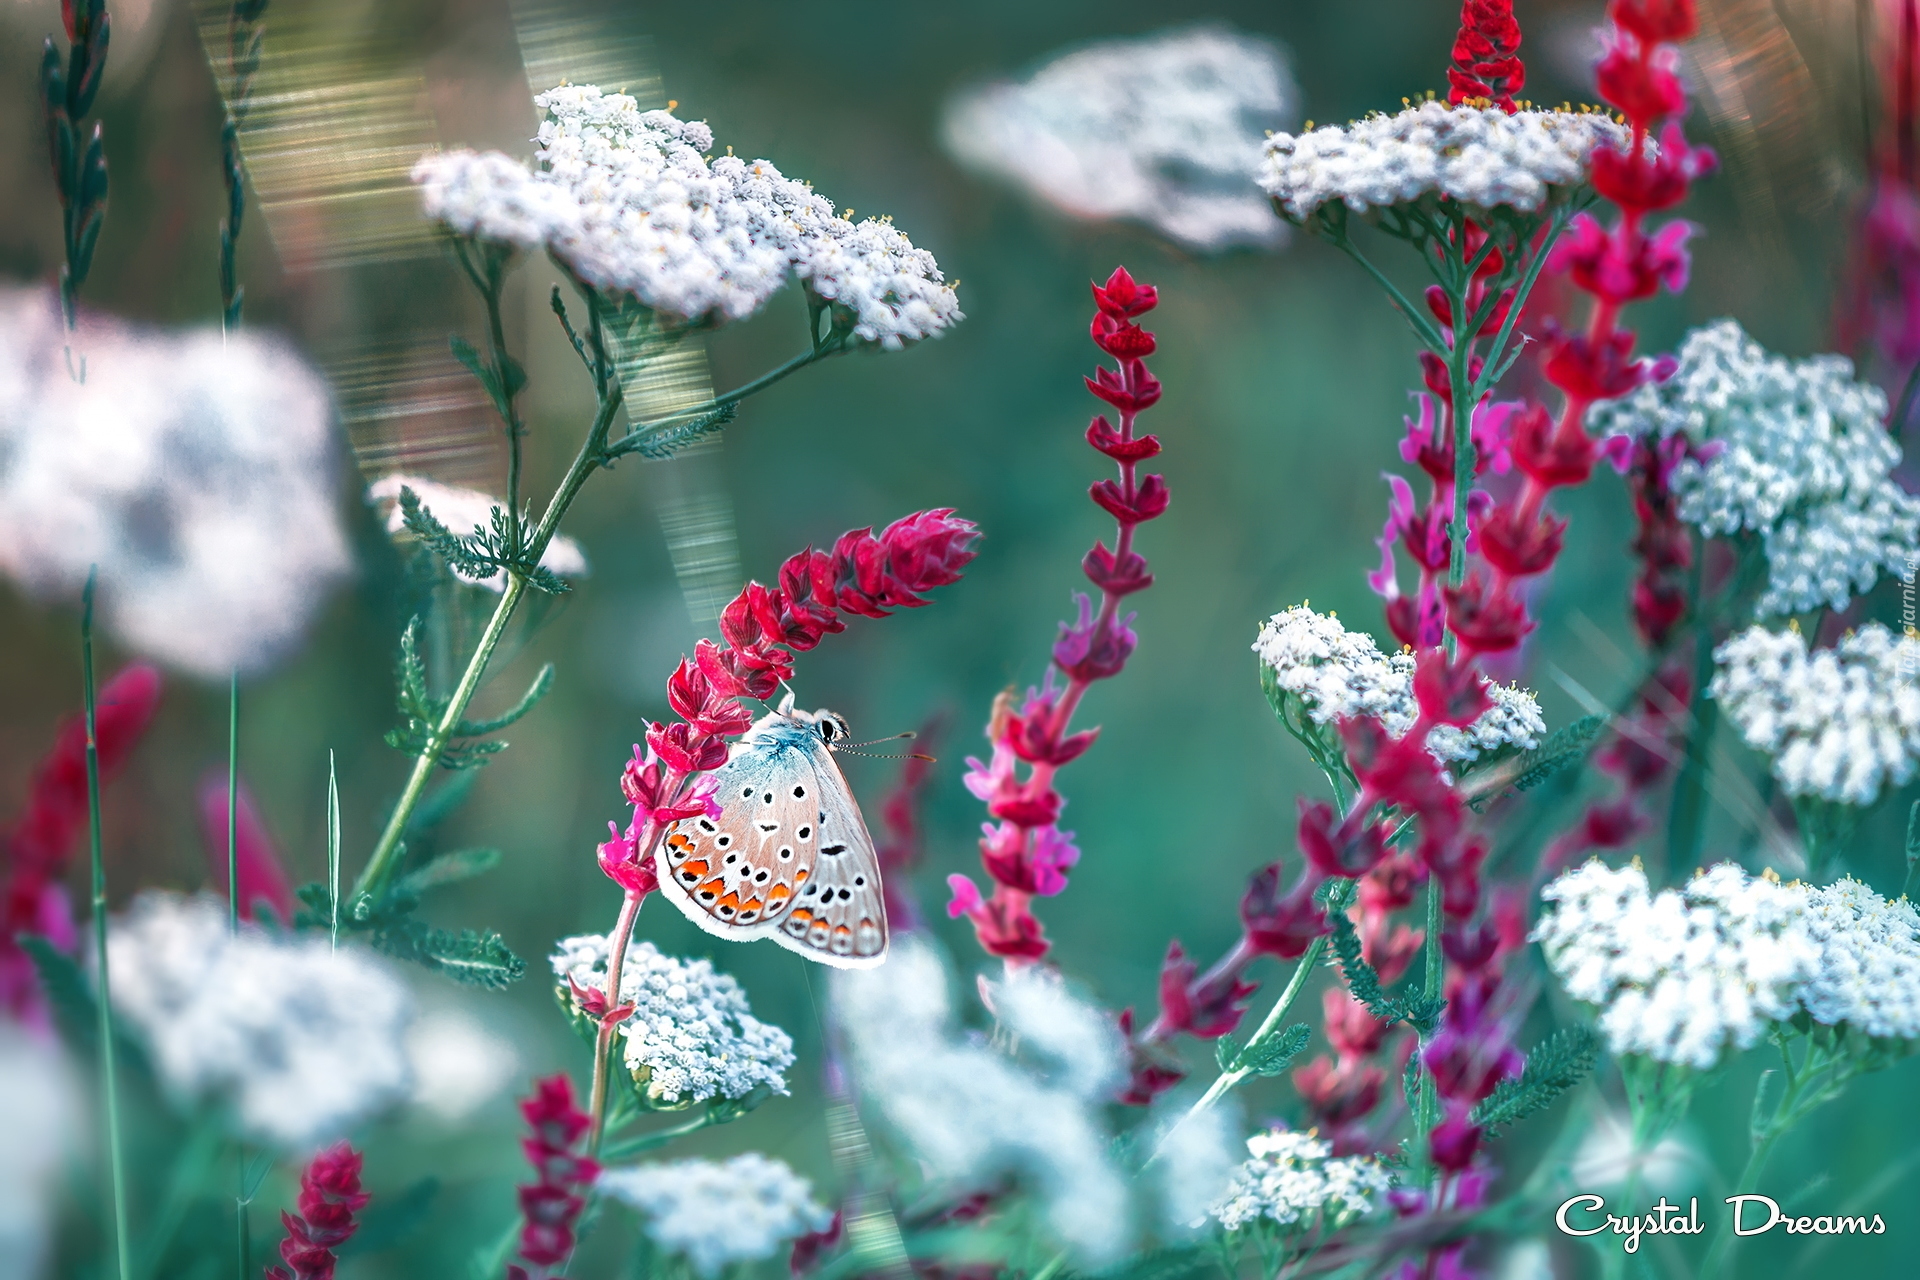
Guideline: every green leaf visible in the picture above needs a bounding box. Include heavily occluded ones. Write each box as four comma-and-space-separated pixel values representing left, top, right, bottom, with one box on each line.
370, 919, 525, 989
1512, 714, 1607, 792
615, 401, 739, 461
1235, 1022, 1312, 1077
1327, 903, 1444, 1033
394, 848, 502, 896
21, 934, 99, 1052
449, 334, 504, 410
408, 771, 479, 838
1214, 1033, 1239, 1073
1471, 1026, 1598, 1135
454, 665, 553, 737
1085, 1246, 1214, 1280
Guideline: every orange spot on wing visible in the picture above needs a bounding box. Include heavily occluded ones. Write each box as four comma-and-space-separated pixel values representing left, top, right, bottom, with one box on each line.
716, 890, 743, 911
766, 885, 791, 905
793, 868, 809, 883
696, 878, 725, 897
681, 859, 710, 878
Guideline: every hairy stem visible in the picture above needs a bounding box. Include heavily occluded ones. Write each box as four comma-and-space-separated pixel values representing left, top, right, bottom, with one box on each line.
588, 885, 649, 1154
615, 344, 829, 449
83, 573, 133, 1280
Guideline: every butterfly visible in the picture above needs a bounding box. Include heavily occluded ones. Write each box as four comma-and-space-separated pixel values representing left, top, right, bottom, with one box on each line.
653, 695, 888, 968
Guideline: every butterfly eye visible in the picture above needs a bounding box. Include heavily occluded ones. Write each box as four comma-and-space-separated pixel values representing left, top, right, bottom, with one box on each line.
818, 720, 838, 742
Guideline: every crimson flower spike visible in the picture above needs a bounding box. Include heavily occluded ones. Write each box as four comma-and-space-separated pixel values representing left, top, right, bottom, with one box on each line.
1447, 0, 1525, 112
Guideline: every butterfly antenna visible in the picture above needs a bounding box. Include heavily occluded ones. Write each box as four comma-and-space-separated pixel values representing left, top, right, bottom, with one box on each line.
834, 747, 937, 763
847, 730, 915, 748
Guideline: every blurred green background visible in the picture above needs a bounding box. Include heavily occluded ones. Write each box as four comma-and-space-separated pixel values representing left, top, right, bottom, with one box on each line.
0, 0, 1905, 1275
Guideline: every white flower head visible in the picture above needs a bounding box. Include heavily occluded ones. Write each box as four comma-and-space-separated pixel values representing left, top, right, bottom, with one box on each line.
834, 936, 1133, 1265
404, 1004, 520, 1123
549, 934, 793, 1104
1253, 605, 1545, 766
366, 475, 587, 592
411, 149, 580, 248
108, 893, 412, 1152
1533, 861, 1819, 1069
943, 24, 1296, 252
1710, 623, 1920, 807
1589, 319, 1920, 617
1206, 1128, 1393, 1233
1258, 101, 1630, 220
0, 287, 349, 678
1148, 1093, 1245, 1235
0, 1029, 79, 1278
598, 1153, 831, 1277
1796, 878, 1920, 1040
400, 85, 965, 344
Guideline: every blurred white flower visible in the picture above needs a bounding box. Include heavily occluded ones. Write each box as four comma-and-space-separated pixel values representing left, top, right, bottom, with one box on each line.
1254, 605, 1544, 765
404, 1005, 519, 1123
1207, 1128, 1392, 1233
107, 893, 412, 1152
598, 1153, 831, 1277
1148, 1094, 1244, 1235
410, 87, 962, 348
0, 1030, 78, 1280
942, 25, 1296, 252
1259, 101, 1630, 219
1711, 623, 1920, 807
985, 962, 1124, 1099
365, 475, 587, 591
549, 933, 792, 1104
1590, 319, 1920, 617
1534, 861, 1816, 1069
0, 287, 348, 678
834, 936, 1132, 1265
1569, 1110, 1697, 1192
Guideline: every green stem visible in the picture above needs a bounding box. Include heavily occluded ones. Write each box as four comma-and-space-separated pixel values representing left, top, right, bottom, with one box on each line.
82, 572, 133, 1280
234, 1143, 249, 1280
477, 257, 529, 549
227, 670, 239, 934
1412, 874, 1444, 1186
1665, 541, 1716, 879
610, 345, 828, 455
598, 1109, 719, 1160
353, 571, 529, 903
1329, 233, 1449, 354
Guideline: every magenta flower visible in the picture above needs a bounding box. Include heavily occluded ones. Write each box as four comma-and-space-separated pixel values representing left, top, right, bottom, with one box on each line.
265, 1144, 371, 1280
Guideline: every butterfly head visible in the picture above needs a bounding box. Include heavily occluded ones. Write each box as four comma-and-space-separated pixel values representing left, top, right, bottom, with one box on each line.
787, 706, 852, 750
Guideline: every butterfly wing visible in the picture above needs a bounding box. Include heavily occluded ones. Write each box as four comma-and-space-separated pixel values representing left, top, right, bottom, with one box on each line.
770, 742, 889, 969
654, 717, 825, 940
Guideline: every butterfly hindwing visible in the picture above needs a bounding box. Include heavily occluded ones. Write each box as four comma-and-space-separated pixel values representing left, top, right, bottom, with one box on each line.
770, 742, 888, 969
655, 718, 824, 938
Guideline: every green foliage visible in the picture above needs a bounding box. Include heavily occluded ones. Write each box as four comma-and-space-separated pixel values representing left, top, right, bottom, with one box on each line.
394, 847, 503, 896
1472, 1027, 1599, 1136
450, 334, 526, 420
1080, 1246, 1216, 1280
1328, 902, 1444, 1034
1215, 1022, 1313, 1078
398, 485, 572, 596
384, 615, 554, 769
608, 401, 740, 461
366, 918, 526, 989
22, 934, 101, 1053
1511, 714, 1607, 791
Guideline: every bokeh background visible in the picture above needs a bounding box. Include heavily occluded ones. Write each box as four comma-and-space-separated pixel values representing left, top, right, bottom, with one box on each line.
0, 0, 1905, 1276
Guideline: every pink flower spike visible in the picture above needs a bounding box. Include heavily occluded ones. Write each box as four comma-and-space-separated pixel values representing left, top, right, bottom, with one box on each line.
945, 873, 985, 919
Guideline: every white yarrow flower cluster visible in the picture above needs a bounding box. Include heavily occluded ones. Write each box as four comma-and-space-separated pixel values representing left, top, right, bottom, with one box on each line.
834, 936, 1133, 1265
1206, 1129, 1393, 1233
1258, 101, 1630, 219
411, 86, 960, 345
1540, 862, 1920, 1057
1796, 878, 1920, 1040
0, 287, 349, 678
365, 475, 587, 592
1711, 623, 1920, 806
1534, 862, 1818, 1069
1590, 319, 1920, 616
549, 934, 792, 1103
942, 24, 1296, 252
108, 893, 412, 1151
598, 1153, 831, 1277
411, 149, 579, 248
1253, 605, 1545, 765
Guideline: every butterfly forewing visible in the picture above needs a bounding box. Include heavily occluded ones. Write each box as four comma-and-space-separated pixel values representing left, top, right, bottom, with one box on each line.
770, 743, 888, 969
655, 718, 825, 939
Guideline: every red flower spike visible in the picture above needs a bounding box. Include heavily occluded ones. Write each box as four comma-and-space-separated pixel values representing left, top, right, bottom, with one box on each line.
1156, 940, 1256, 1039
1295, 1057, 1387, 1128
1542, 325, 1652, 401
1297, 799, 1390, 879
1091, 312, 1157, 359
1477, 502, 1567, 577
1609, 0, 1697, 43
1590, 124, 1716, 213
1081, 540, 1154, 596
1596, 39, 1686, 125
1240, 862, 1331, 958
1510, 402, 1601, 489
196, 776, 295, 924
1091, 267, 1158, 318
1412, 648, 1493, 728
1443, 572, 1534, 654
1085, 416, 1163, 463
1323, 987, 1393, 1059
1447, 0, 1526, 112
1088, 474, 1170, 526
264, 1144, 369, 1280
1429, 1107, 1486, 1173
513, 1075, 598, 1271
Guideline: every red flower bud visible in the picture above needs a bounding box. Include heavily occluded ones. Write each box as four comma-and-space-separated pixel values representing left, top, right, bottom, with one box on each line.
1091, 266, 1158, 318
1608, 0, 1697, 46
1412, 647, 1493, 728
1084, 415, 1163, 462
1240, 862, 1330, 958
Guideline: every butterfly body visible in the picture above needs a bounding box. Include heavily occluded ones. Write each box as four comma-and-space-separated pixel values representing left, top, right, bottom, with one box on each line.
654, 701, 888, 969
